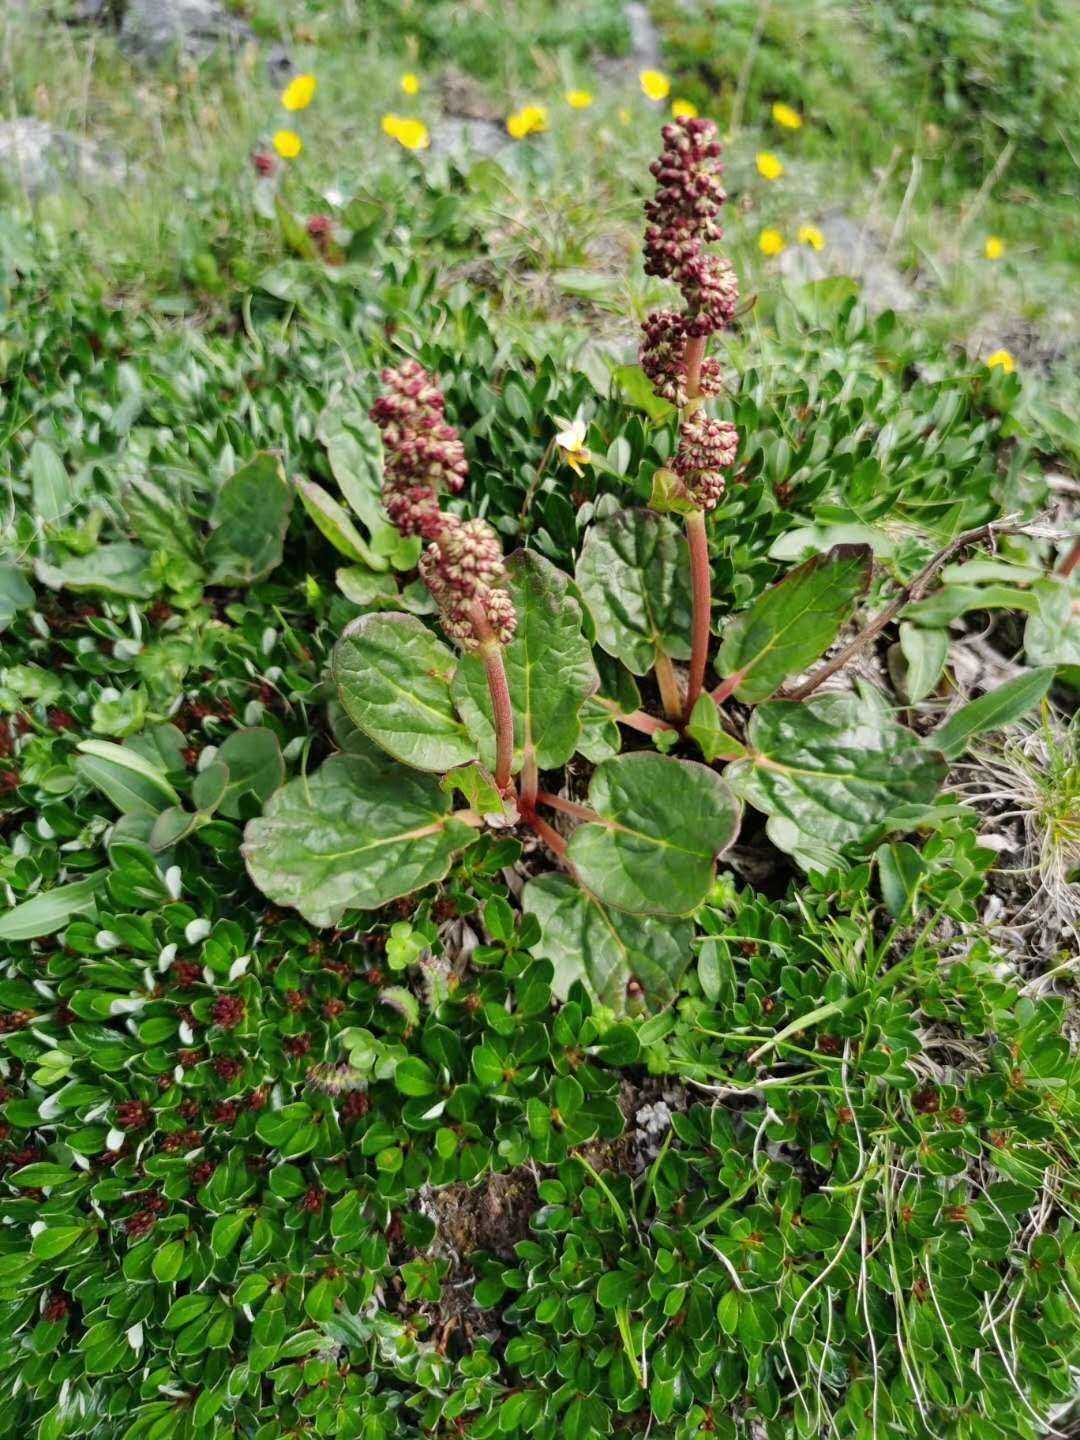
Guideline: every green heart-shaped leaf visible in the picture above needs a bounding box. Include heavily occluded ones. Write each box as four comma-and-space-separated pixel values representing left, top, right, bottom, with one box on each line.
716, 544, 872, 702
575, 511, 692, 674
565, 753, 741, 916
242, 745, 479, 926
522, 874, 692, 1011
728, 693, 948, 862
453, 550, 597, 773
333, 613, 478, 772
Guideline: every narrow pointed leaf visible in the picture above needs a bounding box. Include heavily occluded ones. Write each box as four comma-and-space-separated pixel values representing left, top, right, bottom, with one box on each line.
931, 667, 1055, 760
716, 544, 872, 702
297, 478, 385, 569
332, 613, 477, 772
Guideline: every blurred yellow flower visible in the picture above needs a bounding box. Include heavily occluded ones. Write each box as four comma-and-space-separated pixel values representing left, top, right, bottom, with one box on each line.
756, 151, 784, 180
506, 104, 548, 139
639, 70, 670, 101
565, 89, 593, 109
671, 98, 698, 118
381, 114, 430, 150
984, 235, 1004, 260
554, 418, 590, 477
618, 107, 632, 125
759, 228, 785, 256
281, 74, 316, 112
273, 129, 302, 158
772, 102, 802, 129
797, 223, 824, 251
400, 72, 420, 96
986, 349, 1015, 374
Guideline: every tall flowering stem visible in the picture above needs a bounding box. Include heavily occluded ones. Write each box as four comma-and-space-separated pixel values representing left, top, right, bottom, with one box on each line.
372, 362, 518, 797
639, 116, 741, 721
472, 607, 515, 794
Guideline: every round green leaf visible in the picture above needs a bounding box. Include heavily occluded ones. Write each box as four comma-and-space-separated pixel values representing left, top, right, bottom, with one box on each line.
332, 612, 477, 772
565, 754, 741, 916
242, 745, 478, 926
575, 511, 692, 674
522, 874, 692, 1010
729, 694, 948, 860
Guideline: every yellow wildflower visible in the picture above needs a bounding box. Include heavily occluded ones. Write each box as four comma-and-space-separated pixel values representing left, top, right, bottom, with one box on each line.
506, 104, 548, 139
756, 151, 784, 181
618, 107, 632, 125
381, 114, 430, 150
759, 228, 785, 256
772, 102, 802, 130
797, 223, 825, 251
565, 89, 593, 109
986, 349, 1015, 374
400, 72, 420, 96
273, 129, 302, 159
639, 70, 670, 102
671, 98, 698, 119
281, 74, 316, 112
554, 418, 590, 477
984, 235, 1004, 260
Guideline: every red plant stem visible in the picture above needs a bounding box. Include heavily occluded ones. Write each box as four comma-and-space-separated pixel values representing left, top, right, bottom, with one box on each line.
529, 813, 567, 859
470, 604, 515, 794
653, 649, 683, 721
710, 671, 741, 706
684, 508, 711, 720
684, 334, 706, 400
595, 699, 678, 736
535, 791, 602, 823
1059, 537, 1080, 579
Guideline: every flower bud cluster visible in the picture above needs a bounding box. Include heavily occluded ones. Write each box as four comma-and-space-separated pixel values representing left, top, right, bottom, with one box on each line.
672, 412, 739, 511
371, 360, 468, 538
639, 117, 739, 407
419, 518, 516, 651
371, 365, 516, 651
640, 310, 723, 408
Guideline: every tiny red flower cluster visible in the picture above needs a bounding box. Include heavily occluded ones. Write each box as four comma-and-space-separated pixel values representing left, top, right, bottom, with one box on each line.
371, 360, 468, 538
115, 1100, 152, 1131
639, 115, 740, 510
372, 363, 516, 652
210, 995, 245, 1030
643, 116, 737, 332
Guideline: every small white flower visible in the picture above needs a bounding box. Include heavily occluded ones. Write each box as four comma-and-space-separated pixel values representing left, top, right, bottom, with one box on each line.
126, 1322, 143, 1350
164, 867, 182, 901
554, 416, 590, 477
185, 918, 212, 945
228, 955, 251, 981
106, 1128, 126, 1151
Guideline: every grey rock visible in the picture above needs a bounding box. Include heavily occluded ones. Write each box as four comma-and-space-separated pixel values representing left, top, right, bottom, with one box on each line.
779, 212, 918, 314
0, 118, 127, 198
119, 0, 250, 62
429, 117, 509, 161
625, 2, 662, 68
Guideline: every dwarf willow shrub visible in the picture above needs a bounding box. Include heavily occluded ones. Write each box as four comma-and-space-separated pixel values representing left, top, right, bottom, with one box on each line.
0, 118, 1075, 1440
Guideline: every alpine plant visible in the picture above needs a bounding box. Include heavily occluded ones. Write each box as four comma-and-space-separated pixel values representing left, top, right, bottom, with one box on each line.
239, 117, 1004, 1009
